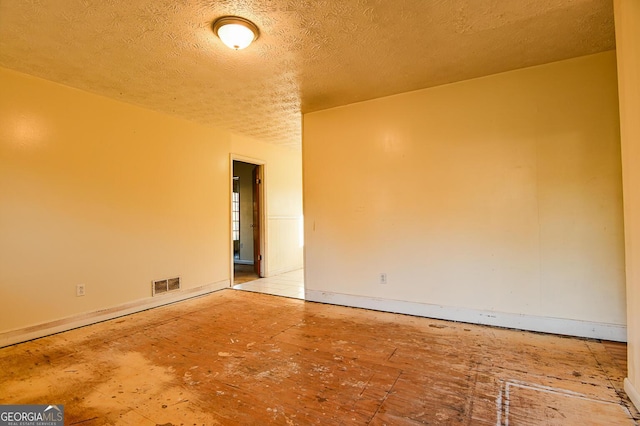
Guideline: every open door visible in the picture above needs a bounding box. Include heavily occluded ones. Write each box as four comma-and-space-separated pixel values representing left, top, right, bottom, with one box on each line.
252, 165, 262, 277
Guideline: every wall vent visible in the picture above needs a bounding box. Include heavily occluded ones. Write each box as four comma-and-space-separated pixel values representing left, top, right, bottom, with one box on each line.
152, 277, 181, 296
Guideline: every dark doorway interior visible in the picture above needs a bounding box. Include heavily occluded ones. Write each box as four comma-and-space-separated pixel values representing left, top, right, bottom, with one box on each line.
232, 160, 261, 285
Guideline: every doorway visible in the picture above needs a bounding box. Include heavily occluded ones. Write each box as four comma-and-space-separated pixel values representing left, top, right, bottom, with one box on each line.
232, 160, 263, 285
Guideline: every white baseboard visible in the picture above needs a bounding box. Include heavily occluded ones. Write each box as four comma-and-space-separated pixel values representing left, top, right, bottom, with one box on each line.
625, 378, 640, 411
234, 260, 254, 265
0, 279, 230, 348
305, 290, 627, 342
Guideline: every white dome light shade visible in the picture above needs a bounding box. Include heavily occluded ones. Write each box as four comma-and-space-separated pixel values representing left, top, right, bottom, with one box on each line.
217, 23, 254, 49
213, 16, 259, 50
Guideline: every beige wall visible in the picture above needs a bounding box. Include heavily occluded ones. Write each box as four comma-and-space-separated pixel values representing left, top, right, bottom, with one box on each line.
614, 0, 640, 408
0, 67, 302, 334
303, 51, 624, 333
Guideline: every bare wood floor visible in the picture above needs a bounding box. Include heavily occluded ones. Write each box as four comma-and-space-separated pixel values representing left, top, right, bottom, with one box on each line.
233, 263, 259, 285
0, 290, 637, 425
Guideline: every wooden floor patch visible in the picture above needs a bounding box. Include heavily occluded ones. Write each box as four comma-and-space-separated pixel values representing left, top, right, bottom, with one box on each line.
498, 379, 635, 425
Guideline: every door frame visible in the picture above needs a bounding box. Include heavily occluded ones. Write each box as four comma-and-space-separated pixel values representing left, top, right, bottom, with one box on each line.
230, 155, 267, 286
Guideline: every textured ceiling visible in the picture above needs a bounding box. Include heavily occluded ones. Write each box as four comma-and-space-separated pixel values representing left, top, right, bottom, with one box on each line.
0, 0, 615, 149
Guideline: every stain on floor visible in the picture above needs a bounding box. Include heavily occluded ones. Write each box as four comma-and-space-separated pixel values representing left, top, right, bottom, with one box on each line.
0, 289, 637, 425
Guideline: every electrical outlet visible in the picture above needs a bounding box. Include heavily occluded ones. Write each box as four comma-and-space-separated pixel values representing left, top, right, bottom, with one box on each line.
76, 284, 85, 297
379, 273, 387, 285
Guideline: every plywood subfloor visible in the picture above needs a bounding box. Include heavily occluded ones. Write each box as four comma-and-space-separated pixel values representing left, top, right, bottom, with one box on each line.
0, 290, 637, 425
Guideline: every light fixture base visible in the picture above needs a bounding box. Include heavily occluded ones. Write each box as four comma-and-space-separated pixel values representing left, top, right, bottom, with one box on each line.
212, 16, 260, 50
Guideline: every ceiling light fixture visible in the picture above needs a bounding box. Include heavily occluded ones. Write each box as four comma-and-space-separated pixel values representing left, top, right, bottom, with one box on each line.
212, 16, 259, 50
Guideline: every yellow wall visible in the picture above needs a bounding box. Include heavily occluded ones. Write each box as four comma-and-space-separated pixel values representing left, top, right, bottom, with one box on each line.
0, 67, 302, 334
614, 0, 640, 408
303, 51, 624, 329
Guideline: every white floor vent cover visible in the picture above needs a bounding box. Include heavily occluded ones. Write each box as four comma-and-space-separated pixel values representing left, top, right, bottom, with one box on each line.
152, 277, 181, 296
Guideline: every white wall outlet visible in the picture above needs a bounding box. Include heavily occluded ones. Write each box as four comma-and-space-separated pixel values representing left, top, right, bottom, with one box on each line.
76, 284, 85, 297
379, 273, 387, 285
